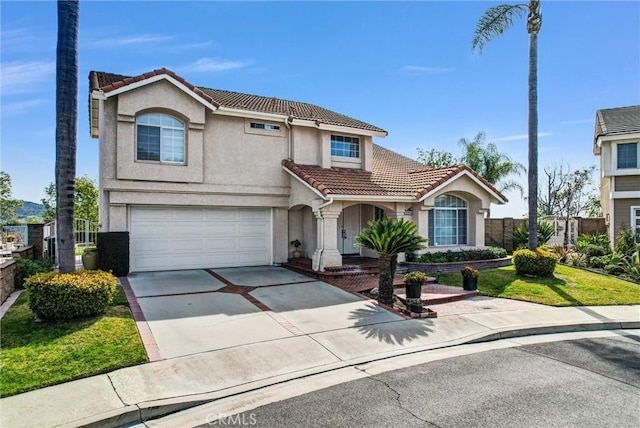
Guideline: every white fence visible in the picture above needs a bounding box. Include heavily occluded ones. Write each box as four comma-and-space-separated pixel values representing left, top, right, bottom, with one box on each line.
43, 219, 100, 262
541, 216, 580, 246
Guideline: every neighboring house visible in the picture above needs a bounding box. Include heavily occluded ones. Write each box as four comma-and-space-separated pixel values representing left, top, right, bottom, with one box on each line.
89, 68, 507, 272
593, 105, 640, 245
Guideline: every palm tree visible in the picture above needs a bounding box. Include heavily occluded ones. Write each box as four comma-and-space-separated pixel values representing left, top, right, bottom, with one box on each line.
458, 131, 526, 197
355, 218, 427, 305
472, 0, 542, 250
56, 0, 79, 272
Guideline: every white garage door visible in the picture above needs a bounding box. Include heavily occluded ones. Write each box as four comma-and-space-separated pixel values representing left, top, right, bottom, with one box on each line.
130, 206, 272, 272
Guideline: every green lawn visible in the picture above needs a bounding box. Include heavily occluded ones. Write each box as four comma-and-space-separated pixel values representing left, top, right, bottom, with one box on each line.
0, 287, 148, 397
438, 264, 640, 306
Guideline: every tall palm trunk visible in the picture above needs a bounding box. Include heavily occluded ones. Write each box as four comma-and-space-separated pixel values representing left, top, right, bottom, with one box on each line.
56, 0, 79, 272
527, 0, 541, 251
378, 254, 394, 305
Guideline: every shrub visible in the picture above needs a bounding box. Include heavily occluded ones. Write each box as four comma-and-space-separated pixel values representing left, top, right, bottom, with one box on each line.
14, 258, 54, 288
416, 247, 507, 263
614, 228, 640, 256
460, 265, 479, 278
565, 252, 587, 267
583, 244, 606, 258
545, 244, 569, 263
512, 221, 555, 249
25, 270, 117, 320
623, 264, 640, 282
403, 271, 429, 286
602, 253, 627, 275
589, 256, 606, 269
576, 233, 610, 252
512, 248, 557, 277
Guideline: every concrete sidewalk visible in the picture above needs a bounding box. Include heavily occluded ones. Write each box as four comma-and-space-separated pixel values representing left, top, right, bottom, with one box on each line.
1, 304, 638, 428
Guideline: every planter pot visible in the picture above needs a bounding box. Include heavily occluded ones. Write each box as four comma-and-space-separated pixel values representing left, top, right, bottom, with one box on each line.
462, 276, 478, 291
405, 282, 423, 299
82, 248, 99, 271
292, 250, 302, 258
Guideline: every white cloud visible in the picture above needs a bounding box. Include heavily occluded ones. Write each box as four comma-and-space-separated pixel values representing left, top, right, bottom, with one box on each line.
179, 58, 254, 73
0, 61, 54, 94
171, 40, 215, 51
1, 99, 47, 116
493, 132, 553, 142
402, 65, 454, 74
87, 34, 174, 47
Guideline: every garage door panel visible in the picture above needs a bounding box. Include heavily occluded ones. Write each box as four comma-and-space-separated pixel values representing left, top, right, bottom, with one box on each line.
205, 209, 236, 221
206, 238, 238, 251
237, 223, 270, 236
204, 224, 236, 237
130, 207, 272, 272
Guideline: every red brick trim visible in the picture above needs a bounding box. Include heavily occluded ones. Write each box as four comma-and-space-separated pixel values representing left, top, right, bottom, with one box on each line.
119, 277, 162, 362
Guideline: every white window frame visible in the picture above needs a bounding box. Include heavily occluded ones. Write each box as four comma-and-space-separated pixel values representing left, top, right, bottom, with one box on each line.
616, 142, 639, 170
331, 135, 360, 158
428, 195, 468, 247
135, 113, 185, 164
632, 205, 640, 235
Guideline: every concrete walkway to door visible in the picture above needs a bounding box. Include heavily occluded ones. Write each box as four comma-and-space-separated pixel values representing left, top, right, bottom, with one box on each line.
124, 266, 403, 360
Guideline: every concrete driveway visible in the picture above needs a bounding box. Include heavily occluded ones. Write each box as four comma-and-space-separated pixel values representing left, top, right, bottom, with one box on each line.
125, 267, 403, 359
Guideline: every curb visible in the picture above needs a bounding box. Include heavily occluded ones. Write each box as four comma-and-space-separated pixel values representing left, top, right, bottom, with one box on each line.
64, 321, 639, 428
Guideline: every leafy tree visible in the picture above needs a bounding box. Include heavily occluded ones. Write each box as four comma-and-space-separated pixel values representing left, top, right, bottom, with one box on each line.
458, 132, 526, 196
473, 0, 542, 250
56, 0, 79, 272
41, 176, 99, 223
536, 164, 598, 247
416, 148, 457, 168
355, 218, 427, 305
0, 171, 23, 223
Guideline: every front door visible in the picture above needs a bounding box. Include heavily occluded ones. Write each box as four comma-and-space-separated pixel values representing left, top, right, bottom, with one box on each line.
337, 205, 361, 255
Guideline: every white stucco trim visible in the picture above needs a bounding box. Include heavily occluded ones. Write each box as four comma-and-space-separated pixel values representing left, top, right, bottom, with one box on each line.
417, 170, 507, 204
316, 123, 387, 138
612, 191, 640, 198
101, 74, 219, 112
331, 194, 416, 202
215, 107, 387, 137
282, 166, 328, 200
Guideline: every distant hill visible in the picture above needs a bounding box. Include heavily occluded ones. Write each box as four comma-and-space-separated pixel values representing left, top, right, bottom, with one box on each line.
15, 201, 45, 218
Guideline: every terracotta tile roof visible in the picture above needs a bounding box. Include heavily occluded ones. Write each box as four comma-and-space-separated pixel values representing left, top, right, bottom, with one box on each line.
89, 68, 385, 134
595, 105, 640, 139
283, 144, 508, 202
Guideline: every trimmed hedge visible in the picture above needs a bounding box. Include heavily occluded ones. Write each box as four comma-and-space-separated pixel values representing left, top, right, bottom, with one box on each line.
513, 248, 558, 277
416, 247, 507, 263
25, 270, 117, 320
15, 258, 54, 288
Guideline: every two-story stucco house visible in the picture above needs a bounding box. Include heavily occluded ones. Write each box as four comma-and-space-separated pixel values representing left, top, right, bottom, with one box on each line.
89, 68, 507, 273
593, 105, 640, 245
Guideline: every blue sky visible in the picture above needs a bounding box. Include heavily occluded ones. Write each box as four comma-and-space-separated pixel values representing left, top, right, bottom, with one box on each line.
1, 0, 639, 218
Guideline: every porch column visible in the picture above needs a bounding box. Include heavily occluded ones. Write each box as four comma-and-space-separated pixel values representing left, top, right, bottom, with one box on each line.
415, 207, 430, 254
311, 209, 342, 271
386, 209, 408, 263
475, 208, 488, 247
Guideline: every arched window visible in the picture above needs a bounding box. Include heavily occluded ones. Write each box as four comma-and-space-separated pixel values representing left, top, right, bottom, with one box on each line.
428, 194, 467, 246
136, 113, 185, 163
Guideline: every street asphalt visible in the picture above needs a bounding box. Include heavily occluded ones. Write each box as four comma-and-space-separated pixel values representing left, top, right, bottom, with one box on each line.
170, 334, 640, 428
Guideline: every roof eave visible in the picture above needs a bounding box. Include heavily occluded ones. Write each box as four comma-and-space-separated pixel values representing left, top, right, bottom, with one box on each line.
417, 170, 508, 204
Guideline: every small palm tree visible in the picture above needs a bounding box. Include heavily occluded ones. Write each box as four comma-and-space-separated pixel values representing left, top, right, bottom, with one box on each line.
355, 218, 427, 305
472, 0, 542, 250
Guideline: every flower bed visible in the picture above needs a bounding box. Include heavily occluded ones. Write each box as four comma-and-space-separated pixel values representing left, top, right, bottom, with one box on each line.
402, 257, 512, 274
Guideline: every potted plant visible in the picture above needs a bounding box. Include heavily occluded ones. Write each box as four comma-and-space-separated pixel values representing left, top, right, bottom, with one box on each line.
461, 265, 479, 290
82, 247, 99, 270
290, 239, 302, 258
403, 271, 428, 299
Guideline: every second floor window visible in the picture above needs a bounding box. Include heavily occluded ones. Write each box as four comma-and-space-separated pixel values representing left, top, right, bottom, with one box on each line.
331, 135, 360, 158
136, 113, 185, 163
617, 142, 639, 169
